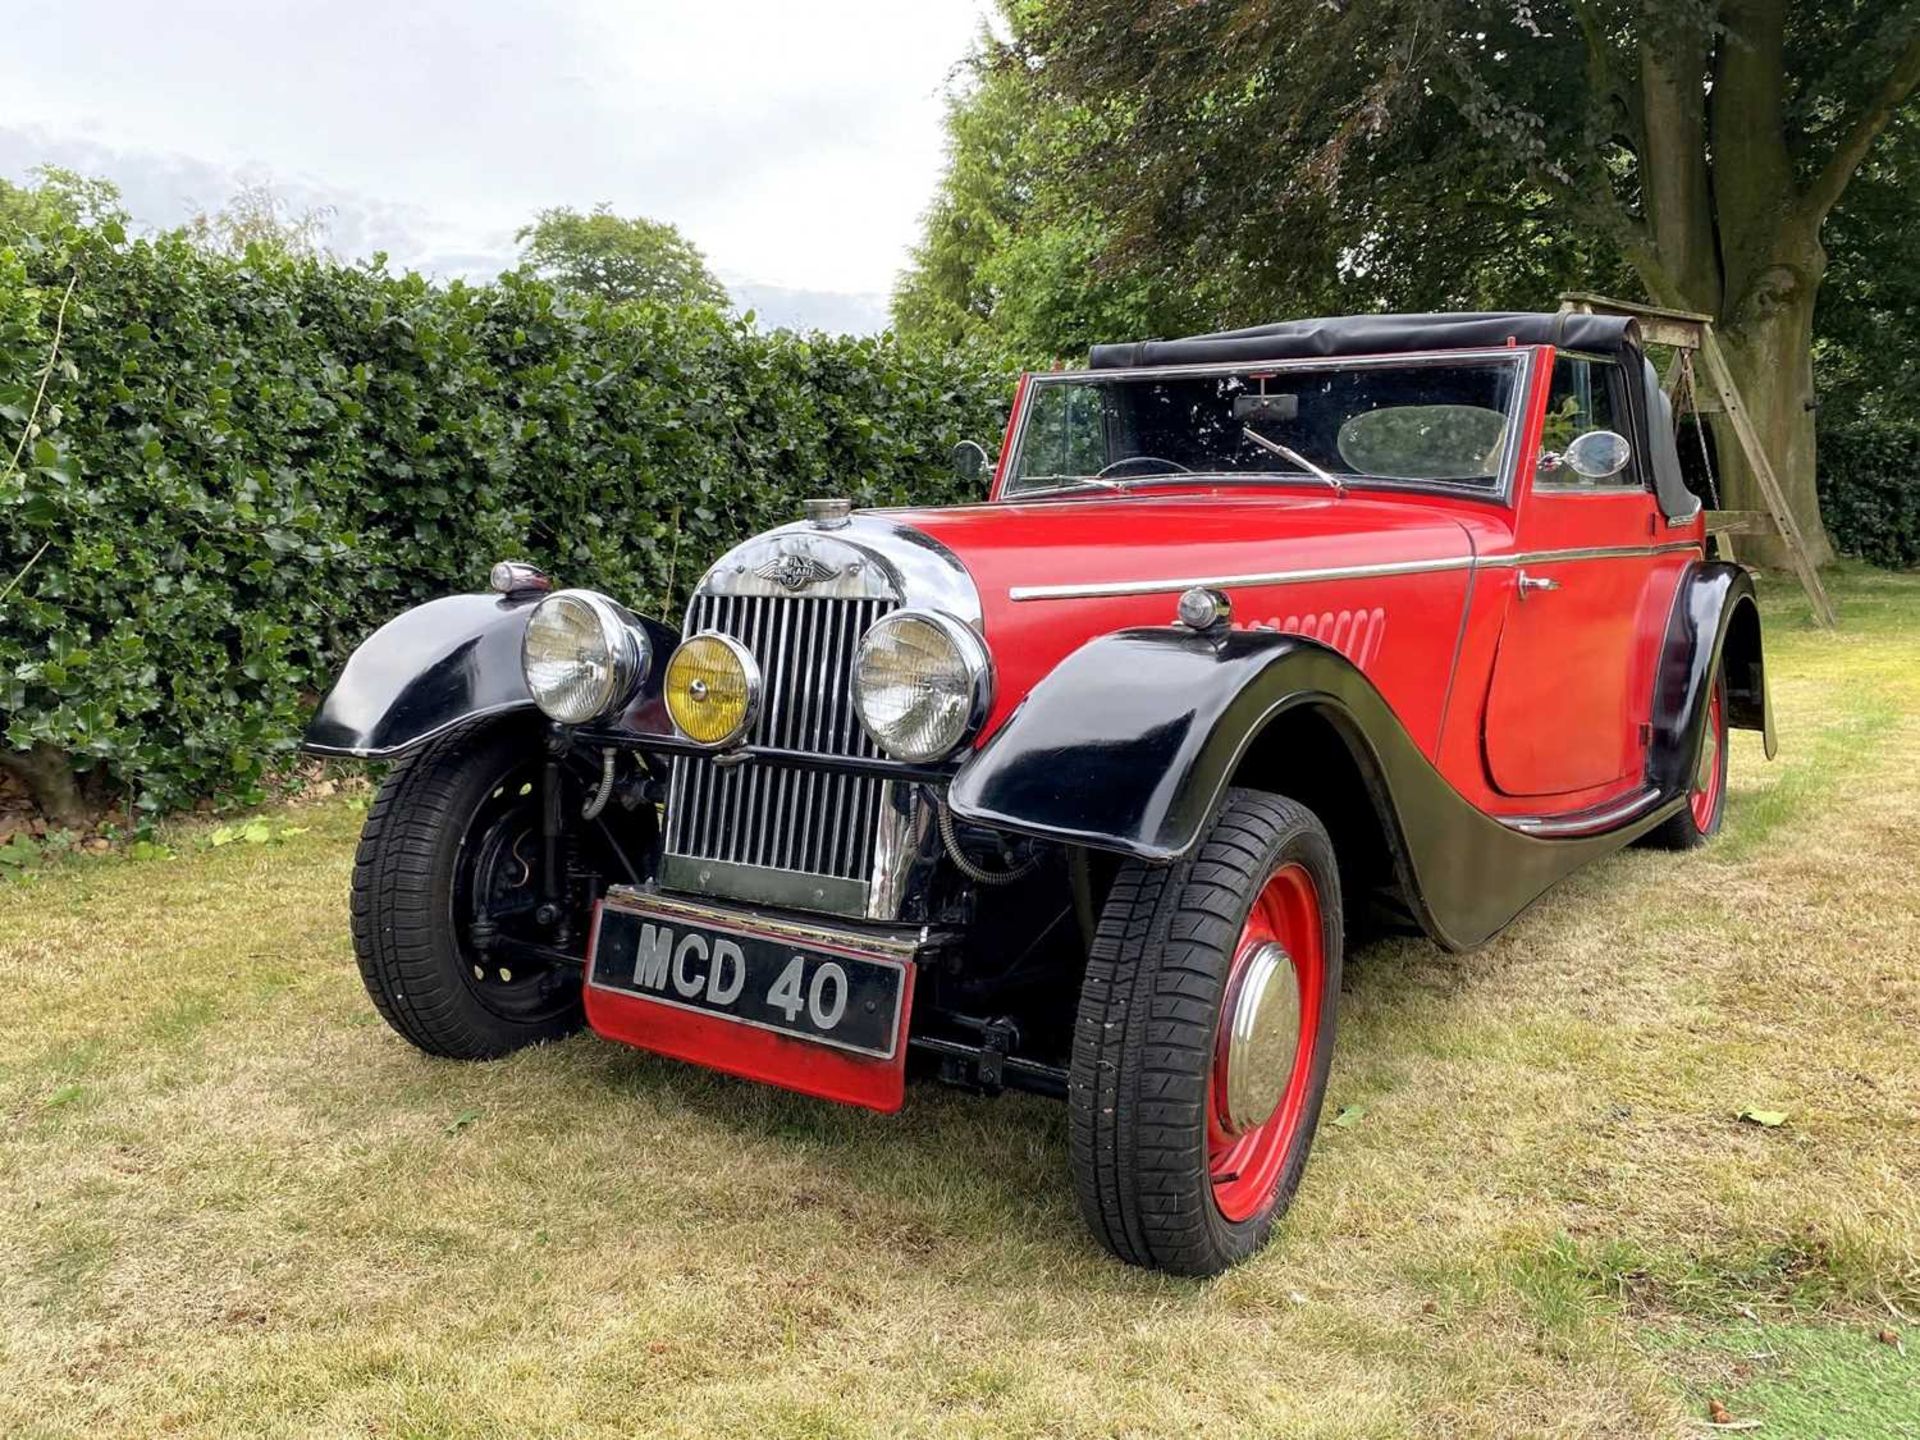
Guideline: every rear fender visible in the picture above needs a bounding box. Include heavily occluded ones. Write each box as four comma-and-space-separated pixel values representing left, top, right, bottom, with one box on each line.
1648, 562, 1775, 795
302, 593, 678, 759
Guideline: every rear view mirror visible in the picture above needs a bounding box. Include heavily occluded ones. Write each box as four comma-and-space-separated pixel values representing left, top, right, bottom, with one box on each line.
1232, 393, 1299, 423
950, 440, 989, 483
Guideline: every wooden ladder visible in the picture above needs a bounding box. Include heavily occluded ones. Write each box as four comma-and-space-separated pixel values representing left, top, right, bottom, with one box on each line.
1558, 291, 1837, 628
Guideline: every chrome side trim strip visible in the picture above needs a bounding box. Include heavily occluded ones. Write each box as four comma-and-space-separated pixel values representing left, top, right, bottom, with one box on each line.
1007, 542, 1701, 602
1010, 555, 1475, 602
1478, 542, 1702, 568
1499, 786, 1666, 838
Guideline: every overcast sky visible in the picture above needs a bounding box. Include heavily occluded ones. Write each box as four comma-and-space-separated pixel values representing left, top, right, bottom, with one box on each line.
0, 0, 994, 333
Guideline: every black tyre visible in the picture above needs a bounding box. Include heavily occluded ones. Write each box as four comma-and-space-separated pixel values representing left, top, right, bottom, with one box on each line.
351, 718, 620, 1059
1069, 789, 1343, 1276
1644, 668, 1729, 851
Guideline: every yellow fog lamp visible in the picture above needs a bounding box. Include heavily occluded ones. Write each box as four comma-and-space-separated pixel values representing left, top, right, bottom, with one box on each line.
663, 632, 761, 747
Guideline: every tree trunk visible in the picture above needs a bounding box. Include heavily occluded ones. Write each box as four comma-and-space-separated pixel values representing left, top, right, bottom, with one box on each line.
1711, 257, 1834, 569
1692, 0, 1828, 569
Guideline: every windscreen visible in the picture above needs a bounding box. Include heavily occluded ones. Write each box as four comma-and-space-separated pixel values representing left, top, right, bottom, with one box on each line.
1005, 357, 1524, 497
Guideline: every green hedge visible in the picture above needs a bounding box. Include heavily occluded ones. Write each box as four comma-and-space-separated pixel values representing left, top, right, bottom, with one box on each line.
0, 215, 1007, 818
1818, 415, 1920, 569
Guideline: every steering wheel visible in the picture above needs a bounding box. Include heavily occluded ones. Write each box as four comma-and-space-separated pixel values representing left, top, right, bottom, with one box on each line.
1097, 455, 1194, 479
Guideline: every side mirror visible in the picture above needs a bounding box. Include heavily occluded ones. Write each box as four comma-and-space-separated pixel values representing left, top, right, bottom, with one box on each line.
950, 440, 990, 484
1561, 429, 1632, 480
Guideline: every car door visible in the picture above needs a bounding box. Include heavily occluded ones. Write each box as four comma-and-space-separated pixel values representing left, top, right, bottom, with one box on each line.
1482, 352, 1663, 800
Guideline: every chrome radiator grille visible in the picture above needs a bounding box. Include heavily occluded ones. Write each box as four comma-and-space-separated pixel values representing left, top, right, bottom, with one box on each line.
660, 592, 896, 916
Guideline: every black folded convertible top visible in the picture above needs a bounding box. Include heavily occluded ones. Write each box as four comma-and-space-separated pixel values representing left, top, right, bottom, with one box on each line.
1086, 311, 1641, 371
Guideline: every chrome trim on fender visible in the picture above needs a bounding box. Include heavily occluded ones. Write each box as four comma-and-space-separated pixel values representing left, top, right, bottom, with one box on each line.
1500, 787, 1670, 838
1007, 542, 1702, 602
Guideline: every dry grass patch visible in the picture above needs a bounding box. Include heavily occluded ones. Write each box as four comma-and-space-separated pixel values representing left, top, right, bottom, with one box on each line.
2, 565, 1916, 1438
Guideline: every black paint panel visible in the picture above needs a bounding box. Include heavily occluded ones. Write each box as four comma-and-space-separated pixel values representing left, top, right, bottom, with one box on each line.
302, 592, 678, 758
948, 628, 1679, 952
1649, 562, 1773, 786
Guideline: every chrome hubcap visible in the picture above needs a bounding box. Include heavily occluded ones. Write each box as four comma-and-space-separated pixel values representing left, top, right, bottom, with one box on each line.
1220, 941, 1303, 1135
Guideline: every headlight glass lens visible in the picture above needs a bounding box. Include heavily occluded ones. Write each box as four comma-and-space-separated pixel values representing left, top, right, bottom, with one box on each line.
664, 633, 759, 746
522, 591, 640, 724
853, 612, 989, 762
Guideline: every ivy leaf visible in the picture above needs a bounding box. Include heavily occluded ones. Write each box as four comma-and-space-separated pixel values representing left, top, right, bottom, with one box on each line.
1738, 1108, 1789, 1128
1331, 1104, 1368, 1129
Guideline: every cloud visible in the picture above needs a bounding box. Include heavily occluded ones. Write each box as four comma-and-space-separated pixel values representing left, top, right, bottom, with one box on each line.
0, 0, 989, 332
730, 284, 890, 336
0, 124, 513, 279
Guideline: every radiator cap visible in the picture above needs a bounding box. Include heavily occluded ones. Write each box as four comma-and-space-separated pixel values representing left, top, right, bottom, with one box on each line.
804, 497, 853, 530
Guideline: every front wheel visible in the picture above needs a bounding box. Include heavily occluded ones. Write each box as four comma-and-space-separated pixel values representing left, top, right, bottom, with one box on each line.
350, 719, 639, 1060
1069, 789, 1343, 1275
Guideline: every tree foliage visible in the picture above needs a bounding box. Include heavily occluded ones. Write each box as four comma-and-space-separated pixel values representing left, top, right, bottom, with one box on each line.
900, 1, 1920, 563
0, 188, 1006, 820
517, 204, 731, 309
183, 179, 336, 261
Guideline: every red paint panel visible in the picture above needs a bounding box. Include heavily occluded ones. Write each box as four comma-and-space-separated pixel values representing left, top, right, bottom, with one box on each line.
987, 372, 1031, 500
582, 906, 916, 1114
1482, 558, 1648, 794
897, 490, 1480, 753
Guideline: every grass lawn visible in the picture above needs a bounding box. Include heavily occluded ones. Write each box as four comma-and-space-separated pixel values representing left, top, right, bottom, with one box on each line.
3, 565, 1916, 1439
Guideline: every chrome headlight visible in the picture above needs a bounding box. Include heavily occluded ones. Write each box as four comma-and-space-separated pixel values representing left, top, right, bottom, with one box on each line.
520, 589, 648, 724
852, 610, 991, 763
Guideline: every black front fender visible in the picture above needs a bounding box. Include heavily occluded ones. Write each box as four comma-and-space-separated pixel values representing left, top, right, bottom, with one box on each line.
948, 628, 1678, 951
302, 593, 678, 759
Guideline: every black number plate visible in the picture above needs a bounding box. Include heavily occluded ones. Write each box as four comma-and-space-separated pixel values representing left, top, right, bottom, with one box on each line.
587, 901, 908, 1060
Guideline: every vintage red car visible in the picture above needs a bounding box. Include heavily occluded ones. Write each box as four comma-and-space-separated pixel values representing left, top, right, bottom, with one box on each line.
306, 311, 1773, 1275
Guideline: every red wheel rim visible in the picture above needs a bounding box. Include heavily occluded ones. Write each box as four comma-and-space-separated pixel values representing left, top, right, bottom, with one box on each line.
1689, 679, 1726, 831
1207, 861, 1325, 1224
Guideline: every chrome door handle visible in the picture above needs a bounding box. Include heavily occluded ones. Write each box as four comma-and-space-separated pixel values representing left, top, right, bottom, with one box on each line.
1516, 571, 1561, 599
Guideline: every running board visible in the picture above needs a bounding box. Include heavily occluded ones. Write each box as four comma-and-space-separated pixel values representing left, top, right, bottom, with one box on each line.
1500, 786, 1669, 839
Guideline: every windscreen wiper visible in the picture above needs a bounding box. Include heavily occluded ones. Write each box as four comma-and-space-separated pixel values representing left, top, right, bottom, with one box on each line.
1241, 426, 1346, 498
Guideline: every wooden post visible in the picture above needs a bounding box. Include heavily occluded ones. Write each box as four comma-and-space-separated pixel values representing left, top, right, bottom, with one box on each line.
1557, 292, 1837, 629
1695, 331, 1838, 627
